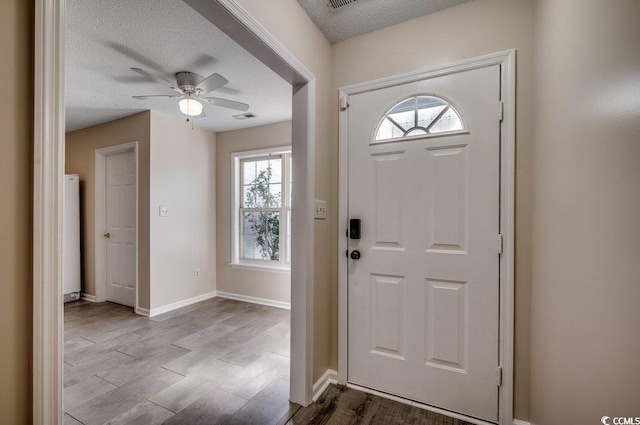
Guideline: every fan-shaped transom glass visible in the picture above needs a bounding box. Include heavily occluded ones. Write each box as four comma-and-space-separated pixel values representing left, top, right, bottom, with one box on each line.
374, 95, 464, 142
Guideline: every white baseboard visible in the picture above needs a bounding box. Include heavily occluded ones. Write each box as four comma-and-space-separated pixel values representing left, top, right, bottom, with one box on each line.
312, 369, 338, 401
135, 307, 150, 317
81, 293, 96, 302
147, 291, 217, 317
136, 290, 289, 318
513, 420, 531, 425
216, 291, 290, 310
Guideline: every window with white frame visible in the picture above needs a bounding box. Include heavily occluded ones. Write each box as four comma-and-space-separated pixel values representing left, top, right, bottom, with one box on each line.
374, 95, 465, 142
231, 147, 292, 270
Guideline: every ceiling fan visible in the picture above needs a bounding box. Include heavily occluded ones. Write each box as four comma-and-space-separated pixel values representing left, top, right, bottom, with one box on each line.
131, 67, 250, 119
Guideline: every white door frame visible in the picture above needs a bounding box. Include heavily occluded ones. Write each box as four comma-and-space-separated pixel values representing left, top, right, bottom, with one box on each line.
95, 142, 139, 311
33, 0, 317, 422
337, 50, 516, 425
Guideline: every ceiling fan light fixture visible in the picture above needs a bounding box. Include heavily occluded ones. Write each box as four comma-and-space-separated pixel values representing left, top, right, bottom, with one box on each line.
179, 98, 203, 116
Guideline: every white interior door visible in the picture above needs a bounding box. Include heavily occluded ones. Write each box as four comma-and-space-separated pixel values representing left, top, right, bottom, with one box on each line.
105, 150, 136, 307
347, 65, 501, 422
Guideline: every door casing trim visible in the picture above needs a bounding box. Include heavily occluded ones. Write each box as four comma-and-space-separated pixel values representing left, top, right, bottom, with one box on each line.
337, 49, 516, 425
94, 142, 139, 311
33, 0, 65, 422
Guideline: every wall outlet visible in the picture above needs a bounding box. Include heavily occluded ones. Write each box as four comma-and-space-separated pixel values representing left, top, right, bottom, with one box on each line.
194, 268, 201, 279
314, 200, 326, 220
159, 206, 170, 217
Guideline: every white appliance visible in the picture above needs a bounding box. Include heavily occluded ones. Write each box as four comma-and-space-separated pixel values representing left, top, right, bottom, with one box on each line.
63, 174, 81, 302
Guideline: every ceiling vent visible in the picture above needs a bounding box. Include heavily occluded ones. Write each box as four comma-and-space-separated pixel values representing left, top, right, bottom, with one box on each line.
327, 0, 357, 10
233, 112, 256, 120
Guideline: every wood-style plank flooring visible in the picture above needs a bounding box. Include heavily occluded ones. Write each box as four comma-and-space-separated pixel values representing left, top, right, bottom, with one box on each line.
65, 298, 471, 425
64, 298, 293, 425
284, 385, 474, 425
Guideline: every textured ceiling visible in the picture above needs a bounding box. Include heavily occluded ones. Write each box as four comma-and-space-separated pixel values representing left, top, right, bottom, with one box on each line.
65, 0, 291, 133
297, 0, 473, 43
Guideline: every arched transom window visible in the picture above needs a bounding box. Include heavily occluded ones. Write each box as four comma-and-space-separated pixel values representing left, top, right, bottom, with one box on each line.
374, 95, 464, 142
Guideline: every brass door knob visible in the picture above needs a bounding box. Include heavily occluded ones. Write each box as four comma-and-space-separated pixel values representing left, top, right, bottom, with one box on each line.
104, 232, 111, 239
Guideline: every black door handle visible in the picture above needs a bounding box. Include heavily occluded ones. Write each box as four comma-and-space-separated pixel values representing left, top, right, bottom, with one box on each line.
350, 250, 361, 260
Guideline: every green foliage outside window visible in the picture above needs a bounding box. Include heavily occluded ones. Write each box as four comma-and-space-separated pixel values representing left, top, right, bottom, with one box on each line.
245, 166, 280, 261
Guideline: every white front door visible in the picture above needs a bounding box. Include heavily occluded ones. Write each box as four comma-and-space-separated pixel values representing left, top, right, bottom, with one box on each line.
347, 65, 501, 421
105, 150, 136, 307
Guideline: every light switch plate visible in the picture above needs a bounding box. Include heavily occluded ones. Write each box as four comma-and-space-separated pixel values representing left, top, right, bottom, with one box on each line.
314, 200, 326, 220
159, 206, 170, 217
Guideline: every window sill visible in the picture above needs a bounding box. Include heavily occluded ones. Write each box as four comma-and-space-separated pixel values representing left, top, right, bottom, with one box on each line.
229, 262, 291, 275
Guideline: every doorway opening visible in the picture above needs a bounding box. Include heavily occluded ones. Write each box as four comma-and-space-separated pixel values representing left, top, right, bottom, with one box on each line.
33, 0, 317, 422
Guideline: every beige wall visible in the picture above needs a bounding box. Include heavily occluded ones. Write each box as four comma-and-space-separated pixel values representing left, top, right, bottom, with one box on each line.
233, 0, 335, 381
66, 112, 152, 308
0, 0, 32, 422
332, 0, 535, 419
216, 121, 292, 303
10, 1, 639, 423
149, 111, 217, 309
530, 1, 640, 424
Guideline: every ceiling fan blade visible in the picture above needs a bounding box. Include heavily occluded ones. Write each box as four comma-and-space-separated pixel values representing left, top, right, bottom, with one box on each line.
196, 73, 228, 94
132, 95, 182, 100
202, 96, 249, 112
131, 68, 182, 93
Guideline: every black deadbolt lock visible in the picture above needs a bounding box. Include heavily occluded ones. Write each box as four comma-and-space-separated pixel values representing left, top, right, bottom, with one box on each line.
349, 219, 361, 240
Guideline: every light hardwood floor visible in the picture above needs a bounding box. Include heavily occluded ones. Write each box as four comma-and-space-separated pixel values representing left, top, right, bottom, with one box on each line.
65, 298, 471, 425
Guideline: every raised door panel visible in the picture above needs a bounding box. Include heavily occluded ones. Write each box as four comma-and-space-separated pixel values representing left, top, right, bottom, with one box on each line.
425, 146, 468, 254
371, 152, 406, 251
369, 274, 406, 360
425, 278, 467, 372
